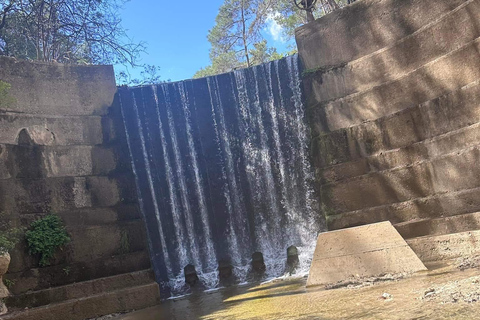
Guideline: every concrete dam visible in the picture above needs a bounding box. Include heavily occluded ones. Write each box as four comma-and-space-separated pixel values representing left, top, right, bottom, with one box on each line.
117, 55, 322, 294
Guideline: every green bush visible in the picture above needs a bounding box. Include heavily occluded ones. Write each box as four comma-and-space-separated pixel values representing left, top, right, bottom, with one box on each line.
25, 215, 70, 267
0, 81, 15, 108
0, 212, 23, 255
0, 229, 22, 255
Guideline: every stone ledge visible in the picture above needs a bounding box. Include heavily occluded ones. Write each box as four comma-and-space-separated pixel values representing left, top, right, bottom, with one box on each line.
0, 174, 138, 214
395, 211, 480, 239
0, 57, 116, 116
303, 0, 480, 102
320, 36, 480, 131
6, 269, 155, 310
310, 79, 480, 168
0, 113, 104, 146
2, 282, 160, 320
0, 145, 118, 179
321, 122, 480, 184
5, 251, 150, 295
322, 145, 480, 214
408, 229, 480, 262
326, 186, 480, 230
296, 0, 465, 69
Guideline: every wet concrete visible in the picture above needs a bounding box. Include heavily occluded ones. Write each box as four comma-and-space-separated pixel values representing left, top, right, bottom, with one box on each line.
115, 263, 480, 320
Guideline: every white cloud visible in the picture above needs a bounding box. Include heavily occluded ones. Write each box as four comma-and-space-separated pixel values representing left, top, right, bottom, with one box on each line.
266, 12, 285, 43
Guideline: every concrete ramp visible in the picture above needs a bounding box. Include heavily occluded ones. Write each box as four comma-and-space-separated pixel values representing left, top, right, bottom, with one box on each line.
307, 221, 427, 287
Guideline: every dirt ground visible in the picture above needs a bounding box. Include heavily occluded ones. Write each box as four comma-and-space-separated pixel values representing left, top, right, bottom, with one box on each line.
104, 258, 480, 320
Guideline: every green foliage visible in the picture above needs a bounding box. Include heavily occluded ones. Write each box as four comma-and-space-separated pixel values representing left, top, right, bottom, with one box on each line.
195, 0, 281, 77
0, 80, 15, 108
119, 230, 130, 254
3, 278, 15, 289
249, 40, 284, 65
62, 266, 70, 276
0, 211, 23, 255
0, 0, 144, 66
0, 228, 22, 255
116, 64, 166, 86
193, 51, 242, 78
195, 0, 352, 77
273, 0, 349, 42
25, 214, 70, 267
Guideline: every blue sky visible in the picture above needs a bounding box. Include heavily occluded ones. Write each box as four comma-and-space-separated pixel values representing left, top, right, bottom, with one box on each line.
117, 0, 294, 82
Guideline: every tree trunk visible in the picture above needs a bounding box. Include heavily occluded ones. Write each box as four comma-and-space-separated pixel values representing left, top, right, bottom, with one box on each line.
241, 0, 250, 67
306, 9, 315, 22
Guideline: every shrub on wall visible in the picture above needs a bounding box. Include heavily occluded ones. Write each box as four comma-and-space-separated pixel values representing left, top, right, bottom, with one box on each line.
0, 213, 23, 255
0, 81, 15, 109
25, 215, 70, 267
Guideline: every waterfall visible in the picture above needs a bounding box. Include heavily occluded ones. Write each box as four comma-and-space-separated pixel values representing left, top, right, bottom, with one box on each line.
118, 55, 324, 296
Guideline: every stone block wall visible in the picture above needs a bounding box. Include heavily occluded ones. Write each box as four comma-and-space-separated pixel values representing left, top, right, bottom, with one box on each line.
0, 57, 150, 295
297, 0, 480, 238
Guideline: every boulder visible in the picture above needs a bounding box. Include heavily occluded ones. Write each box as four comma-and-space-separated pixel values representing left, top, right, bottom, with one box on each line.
0, 253, 11, 315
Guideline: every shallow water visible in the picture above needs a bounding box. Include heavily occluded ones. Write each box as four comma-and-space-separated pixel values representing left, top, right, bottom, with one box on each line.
116, 264, 480, 320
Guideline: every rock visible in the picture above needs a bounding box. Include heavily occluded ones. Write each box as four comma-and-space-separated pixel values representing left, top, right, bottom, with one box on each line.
0, 301, 7, 316
381, 293, 393, 300
424, 288, 435, 298
0, 253, 11, 315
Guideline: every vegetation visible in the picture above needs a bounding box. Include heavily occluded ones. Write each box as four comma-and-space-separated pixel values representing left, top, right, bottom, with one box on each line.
194, 0, 350, 78
25, 214, 70, 267
0, 80, 15, 108
3, 278, 15, 289
0, 212, 23, 255
0, 229, 22, 255
119, 230, 130, 254
0, 0, 162, 85
0, 0, 141, 65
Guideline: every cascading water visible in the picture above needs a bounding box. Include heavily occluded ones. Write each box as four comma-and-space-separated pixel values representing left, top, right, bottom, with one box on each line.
118, 55, 325, 297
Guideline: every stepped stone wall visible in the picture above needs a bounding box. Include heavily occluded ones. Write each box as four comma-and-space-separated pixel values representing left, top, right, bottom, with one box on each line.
297, 0, 480, 239
0, 57, 150, 296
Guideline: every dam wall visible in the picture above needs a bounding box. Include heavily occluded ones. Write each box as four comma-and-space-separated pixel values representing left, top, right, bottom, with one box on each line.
0, 57, 151, 297
296, 0, 480, 239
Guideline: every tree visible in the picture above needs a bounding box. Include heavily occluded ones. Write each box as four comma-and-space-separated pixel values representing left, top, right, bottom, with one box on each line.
272, 0, 347, 42
193, 51, 241, 79
0, 0, 144, 66
249, 39, 282, 65
194, 0, 281, 78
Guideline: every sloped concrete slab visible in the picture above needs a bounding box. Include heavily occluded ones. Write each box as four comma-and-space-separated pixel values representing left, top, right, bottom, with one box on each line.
306, 221, 427, 287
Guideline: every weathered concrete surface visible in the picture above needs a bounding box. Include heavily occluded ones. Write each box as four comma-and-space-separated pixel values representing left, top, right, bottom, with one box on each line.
6, 270, 154, 310
298, 0, 480, 238
327, 187, 480, 231
0, 57, 116, 116
306, 222, 426, 287
3, 282, 160, 320
315, 36, 480, 131
6, 251, 150, 296
0, 56, 151, 316
296, 0, 466, 69
303, 0, 480, 102
396, 211, 480, 240
0, 145, 117, 179
408, 229, 480, 262
0, 113, 104, 146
